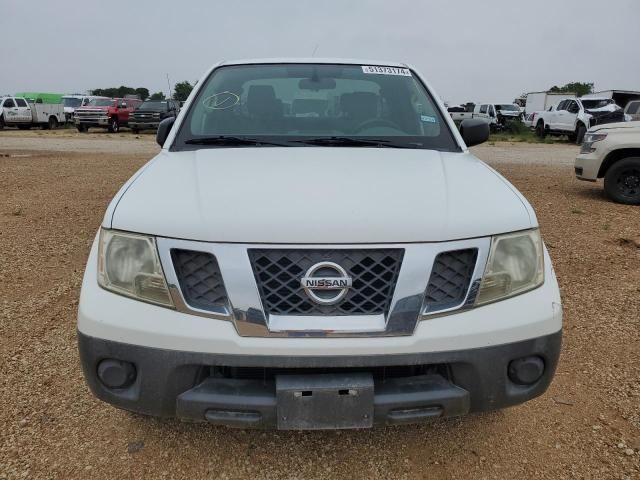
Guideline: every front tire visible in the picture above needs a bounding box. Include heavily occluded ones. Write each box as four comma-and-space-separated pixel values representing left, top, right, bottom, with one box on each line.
535, 121, 546, 138
48, 117, 59, 130
0, 116, 4, 130
575, 123, 587, 145
108, 118, 119, 133
604, 157, 640, 205
77, 124, 88, 133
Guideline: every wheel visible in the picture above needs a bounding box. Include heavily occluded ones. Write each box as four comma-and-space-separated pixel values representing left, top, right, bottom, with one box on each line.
77, 124, 88, 133
604, 157, 640, 205
575, 123, 587, 145
48, 117, 59, 130
0, 116, 4, 130
108, 118, 120, 133
535, 121, 546, 138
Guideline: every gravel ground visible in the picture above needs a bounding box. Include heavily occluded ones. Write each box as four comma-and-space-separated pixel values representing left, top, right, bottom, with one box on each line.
1, 131, 639, 479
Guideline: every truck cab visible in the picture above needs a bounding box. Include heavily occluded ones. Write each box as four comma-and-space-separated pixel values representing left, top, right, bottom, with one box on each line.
74, 97, 142, 133
77, 58, 562, 430
129, 99, 180, 133
473, 103, 522, 131
62, 95, 108, 122
536, 97, 625, 144
0, 96, 65, 130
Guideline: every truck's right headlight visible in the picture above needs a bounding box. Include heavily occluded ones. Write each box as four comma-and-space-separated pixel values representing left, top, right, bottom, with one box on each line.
98, 229, 174, 308
475, 229, 544, 306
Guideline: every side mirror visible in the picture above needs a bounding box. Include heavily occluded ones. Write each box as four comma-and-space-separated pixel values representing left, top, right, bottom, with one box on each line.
156, 116, 175, 147
459, 119, 490, 147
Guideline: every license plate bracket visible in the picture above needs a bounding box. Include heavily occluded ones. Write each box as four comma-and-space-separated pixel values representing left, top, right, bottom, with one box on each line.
276, 373, 374, 430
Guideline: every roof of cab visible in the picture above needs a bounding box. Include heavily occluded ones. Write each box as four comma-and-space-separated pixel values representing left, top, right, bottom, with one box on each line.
217, 58, 409, 68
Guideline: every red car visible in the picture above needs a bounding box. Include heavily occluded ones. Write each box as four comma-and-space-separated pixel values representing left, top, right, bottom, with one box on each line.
74, 97, 142, 133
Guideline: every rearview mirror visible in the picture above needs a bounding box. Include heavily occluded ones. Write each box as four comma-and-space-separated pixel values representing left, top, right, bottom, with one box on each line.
156, 116, 175, 147
459, 119, 490, 147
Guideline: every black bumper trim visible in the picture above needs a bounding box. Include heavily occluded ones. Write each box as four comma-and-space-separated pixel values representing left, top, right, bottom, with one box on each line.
78, 329, 562, 425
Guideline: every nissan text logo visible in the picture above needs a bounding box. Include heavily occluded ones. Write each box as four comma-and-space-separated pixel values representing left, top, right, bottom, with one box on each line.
301, 262, 353, 305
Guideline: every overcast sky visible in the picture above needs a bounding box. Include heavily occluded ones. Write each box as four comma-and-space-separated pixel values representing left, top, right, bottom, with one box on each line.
2, 0, 639, 105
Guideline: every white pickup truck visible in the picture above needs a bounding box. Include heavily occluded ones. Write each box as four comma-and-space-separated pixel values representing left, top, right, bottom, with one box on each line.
534, 97, 625, 144
77, 58, 562, 429
0, 96, 65, 130
575, 121, 640, 204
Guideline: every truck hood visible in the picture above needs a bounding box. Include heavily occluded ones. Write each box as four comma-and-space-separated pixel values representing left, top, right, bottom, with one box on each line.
591, 120, 640, 133
109, 147, 535, 243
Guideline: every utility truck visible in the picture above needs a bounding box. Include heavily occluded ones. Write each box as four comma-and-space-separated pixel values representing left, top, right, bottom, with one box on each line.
0, 96, 65, 130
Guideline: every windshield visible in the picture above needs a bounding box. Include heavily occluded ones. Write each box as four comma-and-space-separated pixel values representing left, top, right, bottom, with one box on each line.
173, 63, 458, 151
139, 100, 167, 111
495, 104, 520, 111
582, 99, 613, 110
63, 97, 82, 108
88, 98, 115, 107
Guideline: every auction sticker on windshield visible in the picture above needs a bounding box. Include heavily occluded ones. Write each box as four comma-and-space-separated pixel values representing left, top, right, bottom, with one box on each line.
361, 65, 411, 76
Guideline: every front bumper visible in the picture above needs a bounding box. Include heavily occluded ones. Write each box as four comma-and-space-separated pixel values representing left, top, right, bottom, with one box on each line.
129, 120, 160, 130
575, 151, 603, 181
78, 329, 562, 428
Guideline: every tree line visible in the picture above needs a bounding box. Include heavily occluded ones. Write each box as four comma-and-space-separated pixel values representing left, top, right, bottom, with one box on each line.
90, 81, 195, 102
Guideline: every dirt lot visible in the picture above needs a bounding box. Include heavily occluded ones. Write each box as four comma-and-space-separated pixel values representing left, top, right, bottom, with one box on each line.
1, 131, 639, 479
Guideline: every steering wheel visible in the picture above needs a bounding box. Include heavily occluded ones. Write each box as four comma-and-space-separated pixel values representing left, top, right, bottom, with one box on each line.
354, 118, 403, 133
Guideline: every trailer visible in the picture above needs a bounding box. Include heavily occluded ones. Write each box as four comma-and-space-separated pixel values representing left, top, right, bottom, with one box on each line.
524, 91, 576, 114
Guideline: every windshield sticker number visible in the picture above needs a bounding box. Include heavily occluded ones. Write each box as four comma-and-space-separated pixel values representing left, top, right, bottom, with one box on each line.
421, 115, 437, 123
203, 91, 240, 110
361, 66, 411, 76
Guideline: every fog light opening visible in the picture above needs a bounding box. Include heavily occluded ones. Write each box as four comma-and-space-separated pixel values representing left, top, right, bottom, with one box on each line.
508, 356, 545, 385
97, 359, 137, 389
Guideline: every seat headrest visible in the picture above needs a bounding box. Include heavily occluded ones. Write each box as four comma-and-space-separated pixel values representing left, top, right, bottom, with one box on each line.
247, 85, 280, 117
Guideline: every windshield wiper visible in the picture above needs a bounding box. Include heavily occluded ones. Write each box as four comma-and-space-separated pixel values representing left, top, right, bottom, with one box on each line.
183, 136, 292, 147
291, 136, 421, 149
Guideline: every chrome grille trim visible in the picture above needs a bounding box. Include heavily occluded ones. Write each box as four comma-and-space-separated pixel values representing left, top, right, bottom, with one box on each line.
155, 238, 491, 338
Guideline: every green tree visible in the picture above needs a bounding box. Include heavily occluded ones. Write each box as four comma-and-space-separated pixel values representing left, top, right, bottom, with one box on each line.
548, 82, 594, 97
90, 86, 150, 99
135, 87, 150, 100
149, 91, 165, 100
173, 81, 194, 102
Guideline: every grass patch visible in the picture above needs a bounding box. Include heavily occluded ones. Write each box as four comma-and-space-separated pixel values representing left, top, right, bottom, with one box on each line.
489, 129, 567, 144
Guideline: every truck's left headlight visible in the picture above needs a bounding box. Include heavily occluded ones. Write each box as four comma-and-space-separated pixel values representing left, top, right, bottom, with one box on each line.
475, 229, 544, 306
98, 229, 174, 307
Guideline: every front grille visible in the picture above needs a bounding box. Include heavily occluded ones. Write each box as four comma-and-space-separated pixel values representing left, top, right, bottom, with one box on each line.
424, 249, 478, 312
248, 249, 404, 316
76, 110, 106, 117
590, 110, 624, 126
171, 249, 228, 311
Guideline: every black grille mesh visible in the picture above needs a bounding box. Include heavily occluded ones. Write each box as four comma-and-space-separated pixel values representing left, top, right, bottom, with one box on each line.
424, 249, 477, 312
171, 249, 228, 310
248, 249, 404, 316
